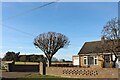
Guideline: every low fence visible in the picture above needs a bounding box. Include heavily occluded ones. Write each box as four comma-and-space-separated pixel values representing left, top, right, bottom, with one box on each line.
39, 62, 120, 79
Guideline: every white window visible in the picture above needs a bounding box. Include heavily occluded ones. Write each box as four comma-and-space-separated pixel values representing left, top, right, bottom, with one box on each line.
84, 56, 98, 65
84, 56, 87, 65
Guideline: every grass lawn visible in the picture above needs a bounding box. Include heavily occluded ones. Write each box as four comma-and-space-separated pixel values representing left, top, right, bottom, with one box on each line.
0, 69, 6, 72
2, 61, 39, 65
15, 62, 39, 65
18, 73, 60, 78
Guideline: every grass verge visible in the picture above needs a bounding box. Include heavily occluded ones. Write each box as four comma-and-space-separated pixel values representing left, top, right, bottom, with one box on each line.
17, 73, 86, 80
15, 62, 39, 65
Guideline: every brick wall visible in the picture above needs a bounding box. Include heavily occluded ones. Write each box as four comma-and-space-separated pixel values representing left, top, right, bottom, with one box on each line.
46, 67, 119, 78
119, 69, 120, 79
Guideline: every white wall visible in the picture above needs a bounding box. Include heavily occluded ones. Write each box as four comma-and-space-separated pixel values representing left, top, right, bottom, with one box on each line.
73, 56, 79, 66
113, 54, 120, 68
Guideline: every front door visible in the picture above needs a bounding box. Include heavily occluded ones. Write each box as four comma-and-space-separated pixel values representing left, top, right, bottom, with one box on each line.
104, 55, 110, 68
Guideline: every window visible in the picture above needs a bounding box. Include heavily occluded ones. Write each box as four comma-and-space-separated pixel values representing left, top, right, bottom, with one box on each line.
84, 59, 87, 64
88, 56, 94, 65
84, 56, 87, 65
104, 55, 110, 63
83, 56, 98, 65
94, 56, 98, 65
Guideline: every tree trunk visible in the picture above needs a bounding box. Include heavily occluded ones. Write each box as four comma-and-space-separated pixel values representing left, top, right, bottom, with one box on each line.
48, 58, 52, 67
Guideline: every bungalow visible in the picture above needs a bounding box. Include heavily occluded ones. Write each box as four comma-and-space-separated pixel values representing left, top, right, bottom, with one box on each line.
73, 39, 120, 68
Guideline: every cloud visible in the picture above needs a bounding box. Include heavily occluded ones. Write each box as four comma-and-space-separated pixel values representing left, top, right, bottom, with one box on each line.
20, 52, 44, 55
0, 53, 6, 58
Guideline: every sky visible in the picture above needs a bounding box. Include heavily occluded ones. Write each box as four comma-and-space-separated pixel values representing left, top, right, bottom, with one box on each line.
1, 2, 118, 60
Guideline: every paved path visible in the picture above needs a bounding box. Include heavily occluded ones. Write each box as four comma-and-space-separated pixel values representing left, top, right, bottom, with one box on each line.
1, 72, 38, 78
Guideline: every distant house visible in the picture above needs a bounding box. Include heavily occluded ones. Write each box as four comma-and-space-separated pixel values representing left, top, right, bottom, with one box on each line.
73, 39, 120, 68
19, 54, 45, 62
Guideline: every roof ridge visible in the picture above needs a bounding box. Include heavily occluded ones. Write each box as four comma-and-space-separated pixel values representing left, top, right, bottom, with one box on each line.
85, 40, 101, 43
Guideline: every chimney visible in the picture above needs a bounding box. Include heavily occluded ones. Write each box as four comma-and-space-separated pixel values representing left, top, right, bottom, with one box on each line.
101, 36, 105, 45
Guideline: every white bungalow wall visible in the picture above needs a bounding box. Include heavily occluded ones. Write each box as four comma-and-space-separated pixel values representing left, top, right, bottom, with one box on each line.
73, 55, 79, 66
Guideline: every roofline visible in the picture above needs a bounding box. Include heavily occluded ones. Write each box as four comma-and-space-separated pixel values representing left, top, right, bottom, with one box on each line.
84, 40, 101, 43
72, 55, 79, 57
79, 52, 120, 55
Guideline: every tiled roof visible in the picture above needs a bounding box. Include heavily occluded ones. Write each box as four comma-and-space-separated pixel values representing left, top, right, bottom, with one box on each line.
78, 40, 120, 55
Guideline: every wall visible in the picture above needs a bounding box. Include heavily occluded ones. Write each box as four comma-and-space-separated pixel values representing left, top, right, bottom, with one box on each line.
46, 67, 119, 78
98, 55, 104, 68
119, 69, 120, 79
1, 61, 13, 71
8, 62, 39, 72
72, 55, 79, 66
13, 64, 39, 72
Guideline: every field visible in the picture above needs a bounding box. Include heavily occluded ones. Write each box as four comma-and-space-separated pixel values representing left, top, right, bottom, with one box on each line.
15, 62, 39, 65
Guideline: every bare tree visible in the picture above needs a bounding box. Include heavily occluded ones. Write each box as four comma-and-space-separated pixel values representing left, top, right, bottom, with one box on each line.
101, 18, 120, 68
34, 32, 70, 67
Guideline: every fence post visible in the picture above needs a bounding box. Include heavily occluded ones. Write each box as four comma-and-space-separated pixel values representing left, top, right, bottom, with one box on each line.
39, 62, 46, 75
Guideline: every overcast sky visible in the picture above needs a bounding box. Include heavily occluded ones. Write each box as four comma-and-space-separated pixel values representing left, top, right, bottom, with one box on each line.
1, 2, 118, 60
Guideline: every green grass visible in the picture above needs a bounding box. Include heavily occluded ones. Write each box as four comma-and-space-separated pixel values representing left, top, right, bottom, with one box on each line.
15, 62, 38, 64
0, 69, 6, 72
18, 73, 60, 78
17, 73, 86, 80
2, 61, 39, 65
